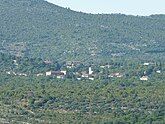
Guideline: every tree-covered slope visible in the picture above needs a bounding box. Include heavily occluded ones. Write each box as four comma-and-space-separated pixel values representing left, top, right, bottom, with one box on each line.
0, 0, 165, 62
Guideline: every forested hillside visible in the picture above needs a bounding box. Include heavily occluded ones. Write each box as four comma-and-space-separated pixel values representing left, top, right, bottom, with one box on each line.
0, 52, 165, 123
0, 0, 165, 62
0, 0, 165, 123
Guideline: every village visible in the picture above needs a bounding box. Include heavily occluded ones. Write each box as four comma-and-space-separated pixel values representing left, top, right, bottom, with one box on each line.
5, 59, 163, 82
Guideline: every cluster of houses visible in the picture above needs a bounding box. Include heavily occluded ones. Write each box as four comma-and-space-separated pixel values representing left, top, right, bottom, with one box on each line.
77, 67, 95, 80
5, 60, 162, 81
140, 62, 161, 81
44, 67, 95, 80
6, 71, 27, 77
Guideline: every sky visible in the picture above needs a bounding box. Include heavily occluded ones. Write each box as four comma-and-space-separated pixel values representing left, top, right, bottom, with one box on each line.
46, 0, 165, 16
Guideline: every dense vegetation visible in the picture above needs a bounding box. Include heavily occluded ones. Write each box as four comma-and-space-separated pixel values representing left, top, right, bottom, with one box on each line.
0, 0, 165, 62
0, 53, 165, 123
0, 0, 165, 123
0, 70, 165, 124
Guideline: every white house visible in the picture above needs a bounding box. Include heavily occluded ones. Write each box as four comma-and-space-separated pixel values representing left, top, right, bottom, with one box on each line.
89, 77, 94, 81
143, 63, 150, 66
46, 71, 52, 76
77, 78, 81, 80
7, 71, 11, 75
18, 73, 27, 76
61, 70, 67, 75
36, 73, 44, 76
140, 76, 148, 81
46, 71, 66, 79
82, 73, 89, 78
156, 70, 161, 73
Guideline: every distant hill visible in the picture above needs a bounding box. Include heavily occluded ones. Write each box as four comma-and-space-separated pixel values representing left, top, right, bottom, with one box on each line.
0, 0, 165, 62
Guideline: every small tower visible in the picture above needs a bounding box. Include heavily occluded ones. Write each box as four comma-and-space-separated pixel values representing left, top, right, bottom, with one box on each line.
89, 67, 93, 75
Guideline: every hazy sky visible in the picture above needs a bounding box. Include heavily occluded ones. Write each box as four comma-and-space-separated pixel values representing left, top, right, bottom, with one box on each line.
46, 0, 165, 16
